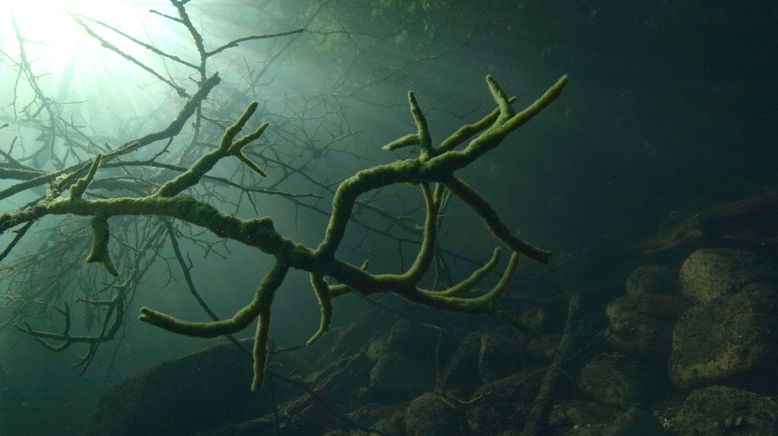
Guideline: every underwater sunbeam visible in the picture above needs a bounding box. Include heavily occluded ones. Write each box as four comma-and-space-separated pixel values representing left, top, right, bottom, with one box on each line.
0, 1, 165, 65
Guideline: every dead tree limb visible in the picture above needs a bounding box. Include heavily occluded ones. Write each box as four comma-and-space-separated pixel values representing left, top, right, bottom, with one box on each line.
522, 294, 581, 436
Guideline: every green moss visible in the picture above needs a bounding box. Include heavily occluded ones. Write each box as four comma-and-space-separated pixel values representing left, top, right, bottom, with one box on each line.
85, 215, 118, 276
26, 75, 567, 391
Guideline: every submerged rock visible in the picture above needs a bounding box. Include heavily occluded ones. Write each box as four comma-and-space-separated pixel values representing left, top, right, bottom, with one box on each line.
549, 400, 619, 429
369, 351, 433, 399
87, 341, 272, 436
305, 351, 374, 408
678, 248, 777, 304
669, 288, 778, 389
525, 335, 561, 362
601, 405, 668, 436
605, 294, 690, 358
578, 352, 669, 406
642, 189, 778, 255
334, 402, 407, 436
465, 400, 526, 434
436, 331, 483, 397
317, 308, 394, 366
469, 367, 546, 405
404, 392, 464, 436
465, 367, 547, 434
371, 408, 406, 436
670, 385, 778, 435
625, 264, 677, 295
477, 329, 524, 382
556, 405, 667, 436
366, 318, 438, 363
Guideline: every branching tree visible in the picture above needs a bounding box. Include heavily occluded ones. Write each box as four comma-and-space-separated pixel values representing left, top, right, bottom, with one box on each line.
0, 0, 567, 392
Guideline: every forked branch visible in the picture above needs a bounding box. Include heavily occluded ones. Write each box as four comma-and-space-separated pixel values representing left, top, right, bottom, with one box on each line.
10, 74, 567, 390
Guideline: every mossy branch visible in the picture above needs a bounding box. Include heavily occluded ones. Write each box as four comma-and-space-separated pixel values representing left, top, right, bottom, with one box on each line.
20, 73, 568, 391
437, 247, 502, 297
383, 91, 433, 159
156, 102, 268, 197
487, 74, 515, 120
139, 261, 288, 391
69, 154, 102, 200
306, 273, 333, 346
444, 176, 552, 264
251, 302, 272, 391
85, 214, 118, 276
401, 183, 439, 283
436, 96, 516, 154
419, 251, 520, 311
138, 261, 288, 337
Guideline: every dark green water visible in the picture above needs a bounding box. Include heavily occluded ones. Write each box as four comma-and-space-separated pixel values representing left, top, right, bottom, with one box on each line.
0, 1, 776, 435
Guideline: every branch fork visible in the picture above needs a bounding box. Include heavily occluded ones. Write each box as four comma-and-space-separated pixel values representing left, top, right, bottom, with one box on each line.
20, 73, 568, 391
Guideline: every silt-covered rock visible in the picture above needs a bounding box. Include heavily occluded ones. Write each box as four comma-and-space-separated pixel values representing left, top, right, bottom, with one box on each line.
678, 248, 777, 304
670, 385, 778, 436
464, 367, 546, 434
436, 331, 483, 397
578, 352, 669, 406
605, 293, 690, 358
87, 341, 272, 436
626, 264, 677, 295
669, 288, 778, 389
477, 329, 524, 383
369, 351, 433, 399
404, 392, 464, 436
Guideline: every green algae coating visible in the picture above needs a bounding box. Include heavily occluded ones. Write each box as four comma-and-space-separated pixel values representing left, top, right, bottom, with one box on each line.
16, 74, 568, 390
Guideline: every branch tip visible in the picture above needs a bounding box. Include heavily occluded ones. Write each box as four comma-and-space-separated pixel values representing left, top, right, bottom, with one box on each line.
69, 154, 103, 200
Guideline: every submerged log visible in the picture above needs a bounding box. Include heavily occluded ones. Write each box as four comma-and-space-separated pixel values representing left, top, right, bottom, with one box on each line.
642, 189, 778, 256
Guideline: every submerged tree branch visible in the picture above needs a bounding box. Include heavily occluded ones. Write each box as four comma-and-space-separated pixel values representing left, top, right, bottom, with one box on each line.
4, 73, 567, 390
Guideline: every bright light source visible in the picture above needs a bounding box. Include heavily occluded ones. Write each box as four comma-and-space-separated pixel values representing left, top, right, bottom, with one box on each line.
0, 1, 174, 116
1, 1, 141, 46
0, 1, 171, 69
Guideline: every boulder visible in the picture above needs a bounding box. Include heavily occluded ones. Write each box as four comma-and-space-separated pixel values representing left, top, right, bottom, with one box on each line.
642, 189, 778, 255
366, 318, 438, 363
340, 402, 407, 436
469, 367, 546, 404
549, 400, 620, 429
87, 341, 272, 436
465, 401, 526, 434
465, 367, 546, 434
578, 352, 669, 406
436, 331, 483, 397
670, 385, 778, 435
555, 405, 667, 436
372, 409, 406, 436
678, 248, 777, 303
669, 288, 778, 389
305, 351, 374, 408
605, 294, 690, 358
525, 335, 561, 362
477, 329, 524, 382
404, 392, 464, 436
600, 405, 667, 436
316, 308, 393, 366
369, 352, 433, 399
625, 265, 676, 295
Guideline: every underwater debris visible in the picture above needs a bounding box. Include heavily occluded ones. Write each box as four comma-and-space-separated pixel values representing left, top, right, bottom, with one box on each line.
2, 73, 568, 391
